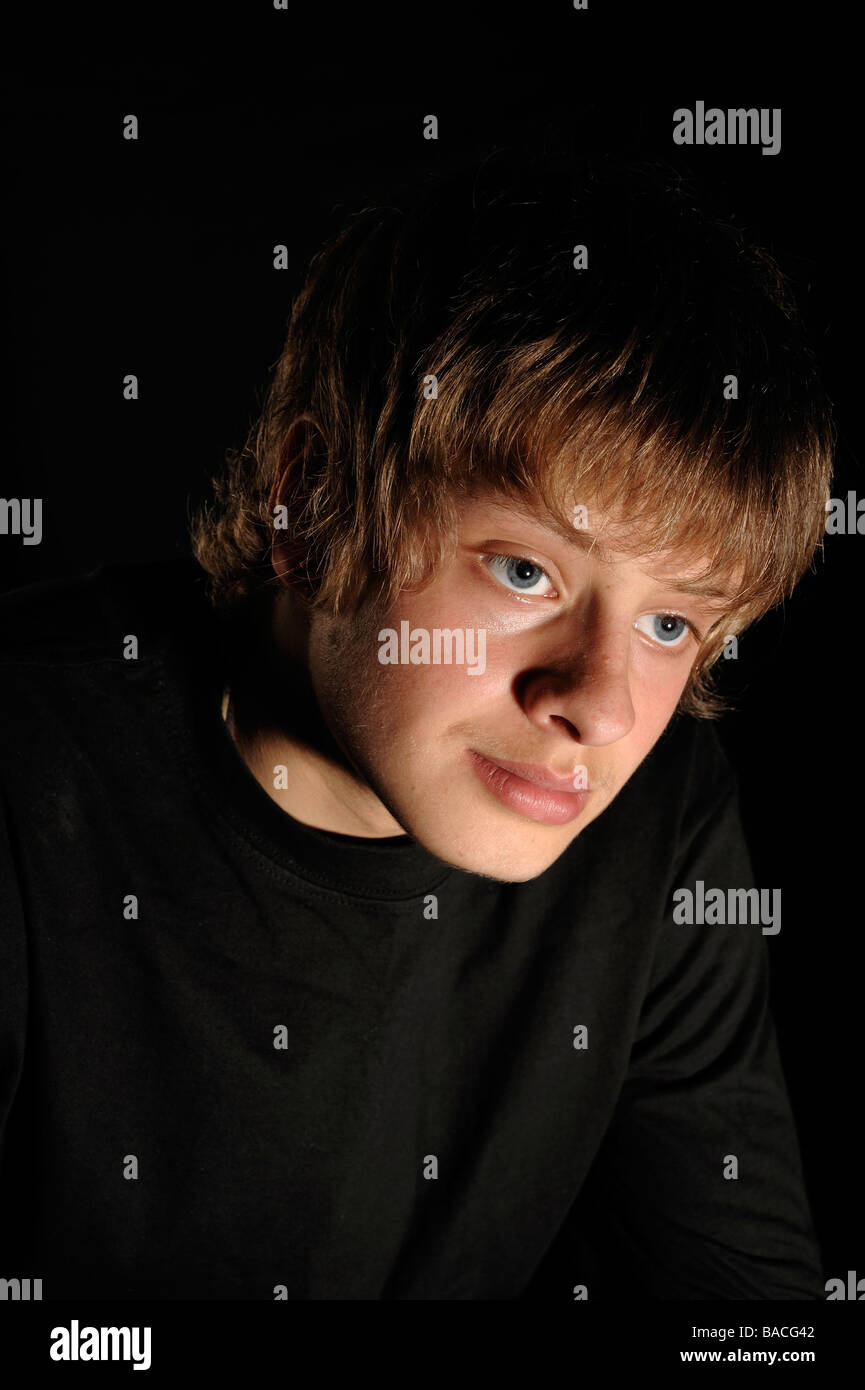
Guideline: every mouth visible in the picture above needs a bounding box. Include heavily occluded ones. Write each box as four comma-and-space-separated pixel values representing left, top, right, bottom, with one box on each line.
466, 750, 591, 826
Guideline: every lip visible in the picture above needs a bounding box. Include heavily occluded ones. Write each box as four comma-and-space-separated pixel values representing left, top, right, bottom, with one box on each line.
479, 756, 586, 793
467, 750, 590, 826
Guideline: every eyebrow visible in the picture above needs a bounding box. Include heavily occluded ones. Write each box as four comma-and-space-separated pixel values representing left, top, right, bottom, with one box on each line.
491, 505, 737, 605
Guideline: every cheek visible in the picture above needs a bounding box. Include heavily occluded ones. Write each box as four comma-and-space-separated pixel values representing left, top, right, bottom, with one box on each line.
367, 656, 501, 726
357, 583, 506, 719
307, 612, 384, 724
632, 660, 693, 739
307, 608, 490, 751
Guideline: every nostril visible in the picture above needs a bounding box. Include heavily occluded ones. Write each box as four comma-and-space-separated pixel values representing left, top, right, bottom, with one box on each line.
550, 714, 581, 741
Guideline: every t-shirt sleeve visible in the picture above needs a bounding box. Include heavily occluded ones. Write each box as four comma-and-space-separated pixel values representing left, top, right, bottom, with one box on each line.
578, 767, 824, 1300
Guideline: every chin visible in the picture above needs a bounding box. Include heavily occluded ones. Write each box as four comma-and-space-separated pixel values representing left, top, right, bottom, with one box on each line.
458, 853, 555, 883
419, 825, 562, 883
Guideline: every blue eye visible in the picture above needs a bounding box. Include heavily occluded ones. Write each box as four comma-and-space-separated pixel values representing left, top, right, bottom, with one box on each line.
634, 613, 691, 648
485, 554, 554, 596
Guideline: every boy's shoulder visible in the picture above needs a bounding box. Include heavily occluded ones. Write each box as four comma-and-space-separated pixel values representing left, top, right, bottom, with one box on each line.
614, 710, 740, 850
656, 711, 736, 798
0, 557, 207, 669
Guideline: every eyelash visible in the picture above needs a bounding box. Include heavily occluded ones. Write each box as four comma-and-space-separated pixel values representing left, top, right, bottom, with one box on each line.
481, 552, 704, 648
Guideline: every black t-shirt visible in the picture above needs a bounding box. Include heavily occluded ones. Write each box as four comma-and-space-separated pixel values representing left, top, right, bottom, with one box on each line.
0, 558, 823, 1299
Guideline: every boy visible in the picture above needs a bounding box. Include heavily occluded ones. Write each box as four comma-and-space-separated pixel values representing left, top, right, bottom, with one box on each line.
0, 155, 833, 1299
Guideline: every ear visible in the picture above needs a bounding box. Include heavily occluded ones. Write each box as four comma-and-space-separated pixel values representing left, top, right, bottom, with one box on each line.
268, 415, 328, 589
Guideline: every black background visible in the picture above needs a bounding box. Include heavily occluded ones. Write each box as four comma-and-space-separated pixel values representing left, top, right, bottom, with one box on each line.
2, 12, 861, 1289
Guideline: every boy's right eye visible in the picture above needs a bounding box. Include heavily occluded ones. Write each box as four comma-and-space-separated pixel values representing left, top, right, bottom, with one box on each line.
483, 553, 557, 597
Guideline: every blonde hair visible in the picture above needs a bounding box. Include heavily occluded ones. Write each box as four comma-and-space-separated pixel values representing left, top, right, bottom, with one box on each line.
190, 155, 834, 718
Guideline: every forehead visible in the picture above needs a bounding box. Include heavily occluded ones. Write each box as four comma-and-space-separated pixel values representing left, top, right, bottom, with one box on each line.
462, 491, 740, 605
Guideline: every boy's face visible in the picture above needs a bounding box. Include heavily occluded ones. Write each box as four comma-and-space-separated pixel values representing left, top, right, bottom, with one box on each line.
280, 490, 732, 882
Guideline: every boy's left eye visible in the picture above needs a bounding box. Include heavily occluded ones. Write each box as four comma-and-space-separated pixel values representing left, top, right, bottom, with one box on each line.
633, 613, 692, 648
484, 554, 555, 596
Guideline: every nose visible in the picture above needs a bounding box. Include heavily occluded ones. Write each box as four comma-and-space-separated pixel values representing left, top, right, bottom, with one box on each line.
514, 614, 636, 747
